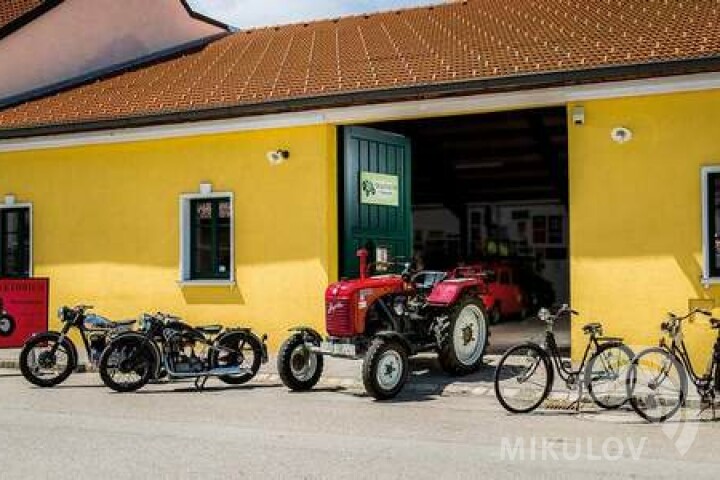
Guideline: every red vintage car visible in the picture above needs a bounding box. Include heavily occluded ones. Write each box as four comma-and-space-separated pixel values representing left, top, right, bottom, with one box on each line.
450, 263, 528, 324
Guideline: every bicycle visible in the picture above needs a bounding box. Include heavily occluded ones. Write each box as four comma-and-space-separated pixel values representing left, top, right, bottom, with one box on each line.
494, 305, 634, 413
626, 308, 720, 423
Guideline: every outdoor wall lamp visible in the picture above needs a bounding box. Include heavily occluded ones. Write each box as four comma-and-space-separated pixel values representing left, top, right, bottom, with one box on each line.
610, 127, 633, 144
267, 149, 290, 166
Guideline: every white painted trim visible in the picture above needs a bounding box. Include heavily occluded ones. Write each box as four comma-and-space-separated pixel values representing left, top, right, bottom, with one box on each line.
0, 202, 33, 277
3, 72, 720, 153
701, 166, 720, 286
178, 191, 234, 284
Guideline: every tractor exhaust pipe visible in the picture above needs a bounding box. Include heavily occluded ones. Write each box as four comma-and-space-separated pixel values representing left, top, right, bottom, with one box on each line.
357, 248, 369, 280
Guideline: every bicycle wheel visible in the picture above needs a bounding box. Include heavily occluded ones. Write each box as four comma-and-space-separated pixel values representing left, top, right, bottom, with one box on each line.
494, 343, 554, 413
585, 343, 634, 409
627, 347, 687, 423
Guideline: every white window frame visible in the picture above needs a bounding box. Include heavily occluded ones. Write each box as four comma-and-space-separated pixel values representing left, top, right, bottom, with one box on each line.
701, 166, 720, 285
178, 192, 235, 286
0, 203, 33, 278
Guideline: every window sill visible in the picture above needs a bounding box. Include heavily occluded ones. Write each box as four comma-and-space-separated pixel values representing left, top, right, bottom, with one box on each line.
178, 279, 236, 287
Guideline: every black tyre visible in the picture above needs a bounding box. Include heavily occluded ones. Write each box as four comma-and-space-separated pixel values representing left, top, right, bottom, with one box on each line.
494, 343, 553, 414
362, 337, 409, 400
99, 336, 154, 393
0, 314, 15, 337
439, 296, 489, 375
19, 332, 77, 387
210, 331, 263, 385
489, 304, 502, 325
277, 333, 324, 391
585, 343, 634, 409
626, 347, 687, 423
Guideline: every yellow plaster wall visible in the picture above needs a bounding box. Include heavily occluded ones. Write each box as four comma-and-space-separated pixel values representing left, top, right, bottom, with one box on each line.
0, 125, 338, 350
569, 89, 720, 367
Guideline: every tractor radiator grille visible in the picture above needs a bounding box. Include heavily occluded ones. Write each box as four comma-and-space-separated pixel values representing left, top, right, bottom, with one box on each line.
326, 299, 353, 336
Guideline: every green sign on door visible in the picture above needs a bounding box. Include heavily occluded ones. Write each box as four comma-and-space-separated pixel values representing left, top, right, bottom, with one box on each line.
360, 171, 399, 207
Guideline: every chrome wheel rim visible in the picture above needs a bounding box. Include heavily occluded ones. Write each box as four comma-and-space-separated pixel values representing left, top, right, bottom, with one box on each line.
453, 305, 486, 365
290, 345, 317, 382
376, 350, 403, 390
0, 318, 10, 333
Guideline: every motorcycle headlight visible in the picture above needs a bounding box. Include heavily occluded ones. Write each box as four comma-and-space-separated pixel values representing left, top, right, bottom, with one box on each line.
57, 307, 66, 320
538, 308, 551, 323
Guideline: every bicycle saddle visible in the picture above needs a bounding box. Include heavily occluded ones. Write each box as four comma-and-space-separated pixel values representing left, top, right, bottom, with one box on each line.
196, 325, 223, 335
582, 322, 603, 334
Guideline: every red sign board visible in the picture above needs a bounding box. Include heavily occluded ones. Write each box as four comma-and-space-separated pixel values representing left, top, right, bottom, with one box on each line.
0, 278, 49, 348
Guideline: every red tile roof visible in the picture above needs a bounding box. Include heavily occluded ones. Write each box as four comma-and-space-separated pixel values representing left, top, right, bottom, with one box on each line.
0, 0, 45, 30
2, 0, 720, 135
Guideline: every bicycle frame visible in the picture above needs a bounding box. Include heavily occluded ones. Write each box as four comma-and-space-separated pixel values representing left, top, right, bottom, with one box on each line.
664, 328, 720, 395
544, 329, 606, 383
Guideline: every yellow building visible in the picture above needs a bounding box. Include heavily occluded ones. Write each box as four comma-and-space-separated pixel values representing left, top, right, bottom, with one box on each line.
2, 0, 720, 365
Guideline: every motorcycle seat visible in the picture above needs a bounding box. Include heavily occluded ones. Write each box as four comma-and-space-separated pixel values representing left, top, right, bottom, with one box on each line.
582, 322, 603, 335
196, 325, 223, 335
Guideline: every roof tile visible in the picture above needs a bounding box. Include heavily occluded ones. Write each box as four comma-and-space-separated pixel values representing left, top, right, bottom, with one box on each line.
0, 0, 44, 30
3, 0, 720, 132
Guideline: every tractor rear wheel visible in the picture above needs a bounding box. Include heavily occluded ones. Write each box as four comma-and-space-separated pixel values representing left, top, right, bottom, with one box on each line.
438, 296, 489, 375
362, 337, 409, 400
277, 333, 324, 391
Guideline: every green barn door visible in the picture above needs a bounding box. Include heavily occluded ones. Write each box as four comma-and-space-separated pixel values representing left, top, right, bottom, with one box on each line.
341, 126, 412, 277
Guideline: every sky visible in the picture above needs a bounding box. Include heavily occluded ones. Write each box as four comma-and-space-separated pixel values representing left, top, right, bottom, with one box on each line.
189, 0, 445, 30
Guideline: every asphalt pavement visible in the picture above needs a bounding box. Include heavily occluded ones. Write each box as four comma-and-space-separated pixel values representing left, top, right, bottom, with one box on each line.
0, 368, 719, 479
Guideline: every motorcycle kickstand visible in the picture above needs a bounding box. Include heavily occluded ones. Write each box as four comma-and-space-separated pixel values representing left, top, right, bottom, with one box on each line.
194, 375, 209, 391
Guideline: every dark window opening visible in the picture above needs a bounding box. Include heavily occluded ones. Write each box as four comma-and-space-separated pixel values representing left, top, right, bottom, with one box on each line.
190, 198, 231, 280
707, 172, 720, 278
0, 207, 30, 278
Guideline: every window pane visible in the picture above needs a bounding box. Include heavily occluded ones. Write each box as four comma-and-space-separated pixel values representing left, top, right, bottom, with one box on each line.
192, 201, 214, 277
1, 208, 30, 278
710, 174, 720, 277
189, 198, 231, 280
532, 216, 547, 244
548, 215, 563, 244
217, 200, 231, 277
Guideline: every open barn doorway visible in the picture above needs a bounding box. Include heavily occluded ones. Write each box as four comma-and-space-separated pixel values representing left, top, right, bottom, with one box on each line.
341, 106, 570, 353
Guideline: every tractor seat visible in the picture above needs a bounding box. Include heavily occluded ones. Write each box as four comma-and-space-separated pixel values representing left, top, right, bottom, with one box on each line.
582, 322, 603, 335
711, 318, 720, 330
196, 325, 223, 335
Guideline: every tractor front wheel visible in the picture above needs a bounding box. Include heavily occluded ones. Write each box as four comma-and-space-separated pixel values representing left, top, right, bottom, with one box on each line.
438, 296, 489, 375
277, 334, 324, 391
362, 337, 409, 400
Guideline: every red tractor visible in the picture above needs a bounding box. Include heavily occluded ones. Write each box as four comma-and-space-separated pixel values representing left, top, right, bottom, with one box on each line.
277, 249, 490, 400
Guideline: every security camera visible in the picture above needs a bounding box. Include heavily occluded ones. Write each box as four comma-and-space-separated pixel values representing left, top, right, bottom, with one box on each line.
571, 106, 585, 126
266, 149, 290, 166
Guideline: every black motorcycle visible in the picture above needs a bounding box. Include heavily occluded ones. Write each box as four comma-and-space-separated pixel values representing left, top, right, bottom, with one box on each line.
19, 305, 135, 387
0, 298, 15, 337
98, 312, 267, 392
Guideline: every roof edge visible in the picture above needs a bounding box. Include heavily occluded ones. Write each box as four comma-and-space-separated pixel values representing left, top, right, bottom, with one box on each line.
0, 0, 64, 40
179, 0, 233, 32
3, 54, 720, 140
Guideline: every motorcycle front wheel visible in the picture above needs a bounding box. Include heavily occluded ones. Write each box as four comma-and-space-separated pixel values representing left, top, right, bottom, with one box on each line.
99, 336, 154, 392
19, 332, 77, 387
